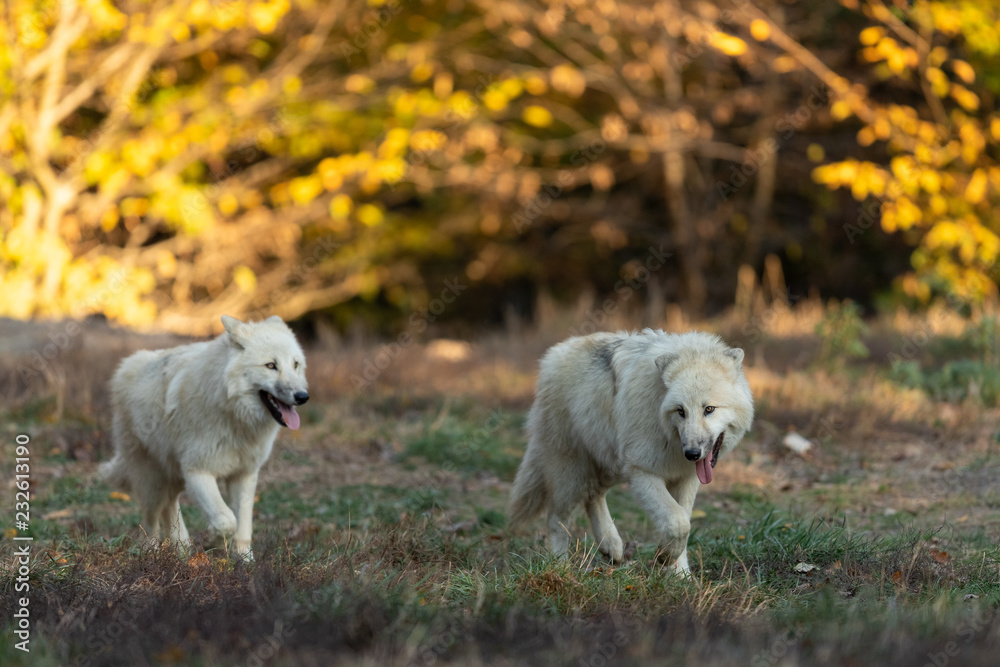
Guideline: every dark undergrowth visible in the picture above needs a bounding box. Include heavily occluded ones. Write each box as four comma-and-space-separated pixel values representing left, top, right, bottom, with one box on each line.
2, 509, 999, 666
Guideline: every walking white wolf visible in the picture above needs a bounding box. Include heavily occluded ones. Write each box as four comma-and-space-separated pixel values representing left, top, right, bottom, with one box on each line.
100, 315, 309, 560
509, 329, 754, 574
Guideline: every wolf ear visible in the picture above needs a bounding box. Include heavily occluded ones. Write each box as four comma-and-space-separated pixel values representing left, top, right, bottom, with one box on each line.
725, 347, 745, 367
655, 353, 678, 375
221, 315, 250, 349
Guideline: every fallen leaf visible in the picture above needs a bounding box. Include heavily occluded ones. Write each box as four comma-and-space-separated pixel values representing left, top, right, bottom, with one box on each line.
154, 645, 186, 663
929, 548, 951, 564
43, 508, 73, 520
187, 552, 211, 569
829, 560, 842, 571
690, 509, 707, 519
956, 514, 969, 523
933, 461, 956, 471
793, 562, 818, 573
891, 570, 903, 584
109, 491, 131, 501
964, 594, 979, 601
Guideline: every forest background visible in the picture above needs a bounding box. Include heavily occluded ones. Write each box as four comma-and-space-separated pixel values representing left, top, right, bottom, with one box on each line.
4, 0, 999, 336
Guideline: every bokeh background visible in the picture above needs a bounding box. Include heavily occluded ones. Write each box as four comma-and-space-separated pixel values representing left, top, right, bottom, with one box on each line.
3, 0, 999, 337
4, 3, 1000, 666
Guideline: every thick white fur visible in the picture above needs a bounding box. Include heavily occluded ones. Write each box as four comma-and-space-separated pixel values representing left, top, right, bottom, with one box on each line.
509, 329, 754, 574
100, 315, 308, 560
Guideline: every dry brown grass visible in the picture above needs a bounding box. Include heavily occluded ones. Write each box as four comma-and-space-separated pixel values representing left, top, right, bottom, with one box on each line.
1, 304, 999, 665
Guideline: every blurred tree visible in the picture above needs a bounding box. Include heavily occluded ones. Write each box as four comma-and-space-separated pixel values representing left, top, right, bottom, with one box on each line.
805, 0, 1000, 304
3, 0, 994, 334
1, 0, 342, 332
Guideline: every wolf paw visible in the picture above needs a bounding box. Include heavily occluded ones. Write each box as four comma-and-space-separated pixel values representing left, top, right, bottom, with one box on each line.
209, 509, 238, 537
234, 541, 254, 562
598, 533, 625, 563
659, 561, 693, 580
655, 521, 691, 565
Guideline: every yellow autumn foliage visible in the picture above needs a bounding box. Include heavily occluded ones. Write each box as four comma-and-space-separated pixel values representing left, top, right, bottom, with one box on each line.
811, 0, 1000, 302
3, 0, 999, 333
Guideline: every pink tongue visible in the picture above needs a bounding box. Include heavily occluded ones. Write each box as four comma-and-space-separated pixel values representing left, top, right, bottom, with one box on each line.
696, 457, 713, 485
278, 402, 300, 430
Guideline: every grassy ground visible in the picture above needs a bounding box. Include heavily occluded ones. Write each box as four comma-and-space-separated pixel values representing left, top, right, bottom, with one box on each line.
1, 307, 999, 666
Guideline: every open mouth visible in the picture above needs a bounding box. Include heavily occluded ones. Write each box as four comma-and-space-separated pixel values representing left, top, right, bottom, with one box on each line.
710, 432, 724, 468
259, 390, 301, 430
696, 432, 725, 486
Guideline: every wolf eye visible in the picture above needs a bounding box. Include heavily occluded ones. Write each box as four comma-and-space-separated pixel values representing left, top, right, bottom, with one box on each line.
704, 406, 715, 415
677, 407, 686, 419
294, 361, 299, 370
266, 362, 277, 370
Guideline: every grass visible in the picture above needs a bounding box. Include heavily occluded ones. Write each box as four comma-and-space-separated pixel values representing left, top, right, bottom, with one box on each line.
5, 453, 998, 666
1, 312, 999, 665
401, 407, 525, 479
2, 505, 998, 666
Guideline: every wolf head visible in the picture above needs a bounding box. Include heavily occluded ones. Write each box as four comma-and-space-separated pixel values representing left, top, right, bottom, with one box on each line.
656, 341, 754, 485
221, 315, 309, 430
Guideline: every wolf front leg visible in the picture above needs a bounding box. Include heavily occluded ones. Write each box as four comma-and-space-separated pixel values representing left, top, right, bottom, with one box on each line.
227, 470, 259, 561
665, 475, 700, 575
586, 490, 624, 563
161, 494, 192, 549
626, 468, 691, 573
183, 470, 238, 544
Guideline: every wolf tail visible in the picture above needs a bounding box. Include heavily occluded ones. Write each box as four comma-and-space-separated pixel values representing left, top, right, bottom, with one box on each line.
98, 457, 131, 492
508, 450, 549, 529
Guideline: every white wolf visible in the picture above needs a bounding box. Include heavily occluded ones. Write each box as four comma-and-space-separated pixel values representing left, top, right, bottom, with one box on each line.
100, 315, 309, 560
509, 329, 753, 574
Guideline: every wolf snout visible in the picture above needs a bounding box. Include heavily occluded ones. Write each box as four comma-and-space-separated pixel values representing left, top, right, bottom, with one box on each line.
293, 391, 309, 405
683, 448, 701, 461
